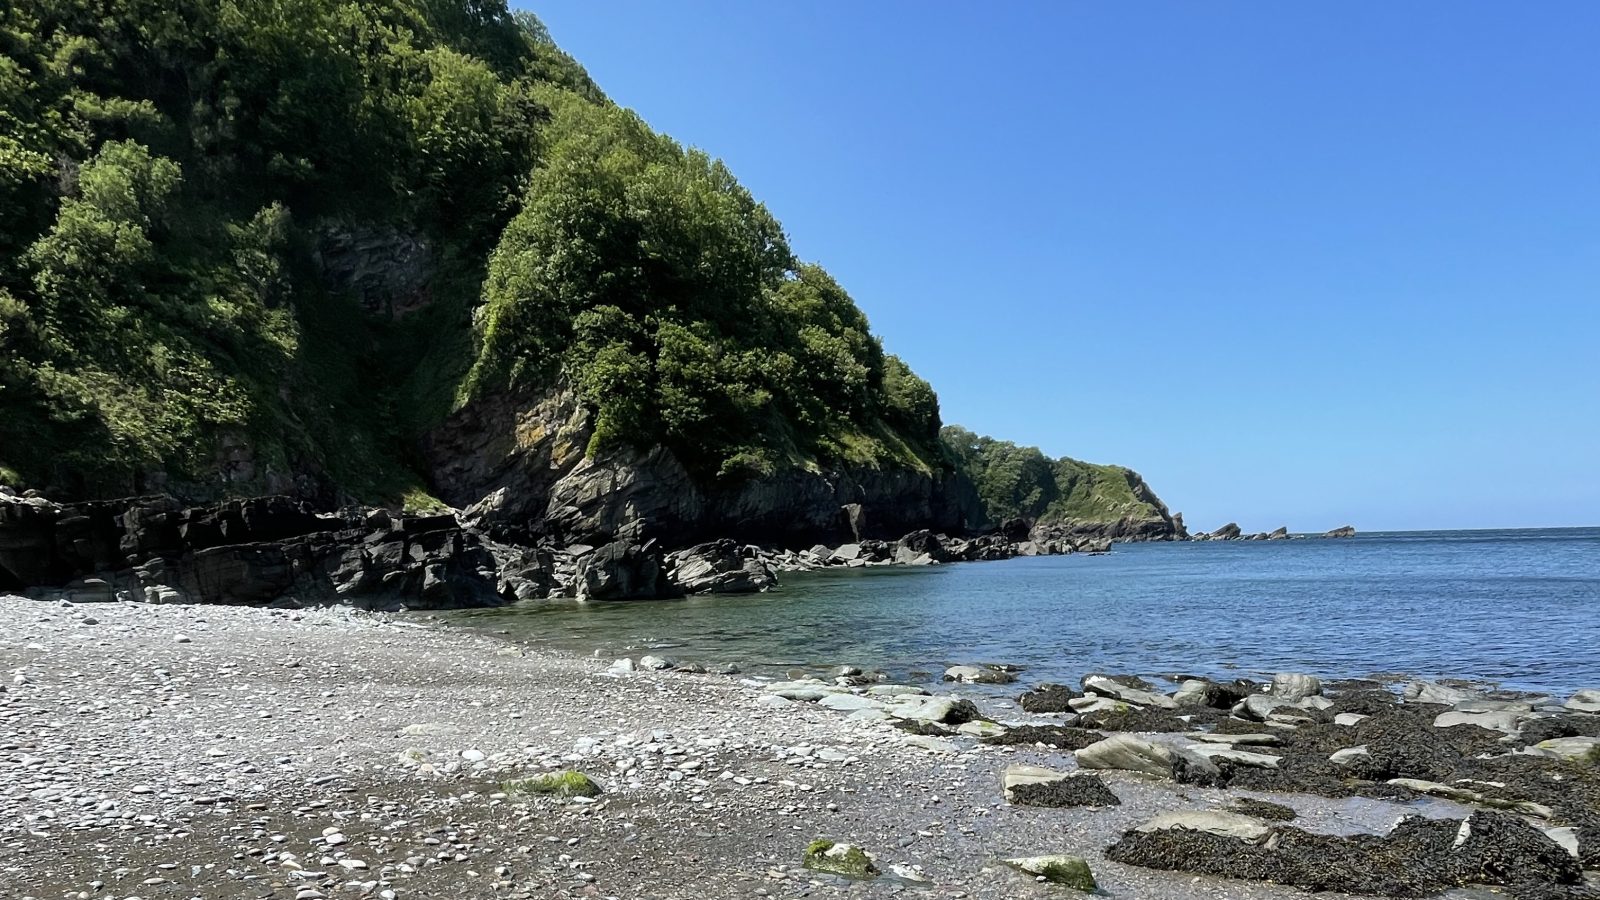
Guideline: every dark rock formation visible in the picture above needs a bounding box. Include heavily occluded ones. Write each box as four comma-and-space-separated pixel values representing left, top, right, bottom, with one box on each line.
1208, 523, 1243, 540
666, 539, 776, 595
1324, 525, 1357, 538
425, 385, 984, 549
574, 540, 666, 601
1, 493, 503, 609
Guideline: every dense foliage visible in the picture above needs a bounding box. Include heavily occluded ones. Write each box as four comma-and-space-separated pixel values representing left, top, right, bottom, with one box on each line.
0, 0, 943, 500
940, 426, 1166, 525
467, 88, 940, 476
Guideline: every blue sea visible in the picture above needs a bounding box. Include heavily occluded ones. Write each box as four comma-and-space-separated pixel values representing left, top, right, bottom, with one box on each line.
444, 528, 1600, 696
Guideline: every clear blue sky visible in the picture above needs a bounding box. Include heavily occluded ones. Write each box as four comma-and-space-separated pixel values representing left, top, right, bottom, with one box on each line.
530, 2, 1599, 531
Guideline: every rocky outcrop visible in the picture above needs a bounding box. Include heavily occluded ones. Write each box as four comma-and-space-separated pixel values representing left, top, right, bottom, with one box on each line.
573, 540, 667, 601
314, 225, 434, 319
425, 383, 984, 549
1, 493, 504, 609
665, 539, 775, 595
1324, 525, 1357, 538
1192, 523, 1295, 541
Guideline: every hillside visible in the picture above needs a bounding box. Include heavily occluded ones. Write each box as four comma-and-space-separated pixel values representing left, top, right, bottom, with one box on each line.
940, 426, 1183, 538
0, 1, 1175, 546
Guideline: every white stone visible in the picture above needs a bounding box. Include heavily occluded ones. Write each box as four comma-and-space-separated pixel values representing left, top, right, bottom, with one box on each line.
1329, 746, 1370, 765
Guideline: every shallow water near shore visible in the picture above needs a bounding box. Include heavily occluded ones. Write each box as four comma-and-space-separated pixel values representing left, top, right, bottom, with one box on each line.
443, 527, 1600, 695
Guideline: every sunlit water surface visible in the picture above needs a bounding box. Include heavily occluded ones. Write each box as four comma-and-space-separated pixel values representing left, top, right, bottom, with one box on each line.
441, 528, 1600, 695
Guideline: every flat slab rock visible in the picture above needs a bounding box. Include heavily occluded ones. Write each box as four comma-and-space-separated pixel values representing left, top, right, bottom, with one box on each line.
1135, 810, 1271, 843
1075, 734, 1218, 781
1186, 744, 1282, 769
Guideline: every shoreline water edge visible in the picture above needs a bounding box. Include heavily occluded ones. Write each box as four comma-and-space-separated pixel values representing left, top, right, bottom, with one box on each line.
1, 598, 1596, 899
0, 489, 1352, 610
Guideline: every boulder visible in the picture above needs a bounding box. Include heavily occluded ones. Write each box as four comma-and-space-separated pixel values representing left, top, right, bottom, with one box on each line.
1172, 678, 1252, 709
1235, 694, 1297, 721
1074, 734, 1218, 781
575, 540, 665, 601
889, 696, 981, 725
1003, 855, 1096, 892
1082, 674, 1176, 709
1564, 689, 1600, 713
895, 529, 949, 563
1323, 525, 1356, 538
1405, 680, 1474, 705
1209, 523, 1243, 540
1433, 710, 1524, 735
1134, 810, 1271, 843
1264, 526, 1291, 540
1270, 673, 1322, 701
1533, 736, 1600, 761
666, 539, 776, 594
830, 543, 864, 562
802, 840, 876, 878
944, 664, 1017, 685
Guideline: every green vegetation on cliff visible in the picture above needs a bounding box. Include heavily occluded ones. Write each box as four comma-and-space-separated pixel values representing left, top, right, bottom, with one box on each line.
0, 0, 939, 500
940, 426, 1171, 526
0, 2, 1163, 530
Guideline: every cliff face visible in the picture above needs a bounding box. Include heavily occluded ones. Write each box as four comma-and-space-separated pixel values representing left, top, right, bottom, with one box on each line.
425, 385, 982, 548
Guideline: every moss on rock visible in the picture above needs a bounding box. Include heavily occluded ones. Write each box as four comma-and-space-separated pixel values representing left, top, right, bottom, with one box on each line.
502, 770, 601, 798
1005, 854, 1097, 891
803, 839, 878, 878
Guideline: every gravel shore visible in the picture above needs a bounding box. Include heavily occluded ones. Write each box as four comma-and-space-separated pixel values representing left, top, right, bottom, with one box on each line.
0, 596, 1516, 900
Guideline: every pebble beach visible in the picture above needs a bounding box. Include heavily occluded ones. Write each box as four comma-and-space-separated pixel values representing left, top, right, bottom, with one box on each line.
1, 596, 1594, 900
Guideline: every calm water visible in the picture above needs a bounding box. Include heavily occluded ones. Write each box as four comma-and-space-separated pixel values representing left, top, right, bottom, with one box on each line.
443, 528, 1600, 695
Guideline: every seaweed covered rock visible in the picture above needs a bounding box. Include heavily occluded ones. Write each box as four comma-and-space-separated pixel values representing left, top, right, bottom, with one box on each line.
1018, 682, 1079, 713
1002, 766, 1120, 808
982, 725, 1103, 750
1106, 811, 1582, 898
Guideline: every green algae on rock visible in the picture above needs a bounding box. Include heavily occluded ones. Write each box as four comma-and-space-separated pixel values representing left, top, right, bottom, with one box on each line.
803, 839, 878, 878
1005, 855, 1097, 891
502, 771, 601, 798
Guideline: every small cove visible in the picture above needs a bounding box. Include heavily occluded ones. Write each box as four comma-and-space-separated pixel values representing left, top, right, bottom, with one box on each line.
442, 528, 1600, 696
